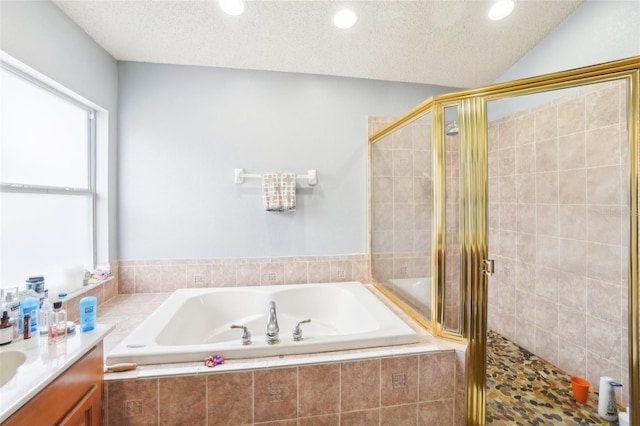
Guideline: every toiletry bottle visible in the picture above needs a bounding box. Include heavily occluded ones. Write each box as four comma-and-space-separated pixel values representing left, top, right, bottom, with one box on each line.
4, 288, 21, 340
39, 291, 52, 335
604, 381, 623, 421
48, 300, 67, 344
23, 313, 31, 339
79, 296, 97, 332
0, 311, 13, 345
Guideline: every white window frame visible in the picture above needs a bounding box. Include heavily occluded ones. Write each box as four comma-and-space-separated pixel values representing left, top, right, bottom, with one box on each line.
0, 61, 98, 270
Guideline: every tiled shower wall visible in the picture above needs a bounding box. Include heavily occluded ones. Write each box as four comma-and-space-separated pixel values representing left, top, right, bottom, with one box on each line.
487, 80, 630, 404
104, 350, 466, 425
117, 254, 369, 294
370, 117, 433, 311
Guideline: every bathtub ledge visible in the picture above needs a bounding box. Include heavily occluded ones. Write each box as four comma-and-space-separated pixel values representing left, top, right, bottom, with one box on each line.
104, 342, 445, 381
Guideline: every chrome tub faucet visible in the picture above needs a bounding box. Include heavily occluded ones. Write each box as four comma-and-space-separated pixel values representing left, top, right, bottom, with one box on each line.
265, 300, 279, 344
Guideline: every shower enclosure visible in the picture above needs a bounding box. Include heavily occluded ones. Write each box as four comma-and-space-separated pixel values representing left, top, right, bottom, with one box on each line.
369, 56, 639, 425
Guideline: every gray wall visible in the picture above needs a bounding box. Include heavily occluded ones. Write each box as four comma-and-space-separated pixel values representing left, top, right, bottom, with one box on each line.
117, 62, 455, 260
496, 0, 640, 83
0, 0, 119, 263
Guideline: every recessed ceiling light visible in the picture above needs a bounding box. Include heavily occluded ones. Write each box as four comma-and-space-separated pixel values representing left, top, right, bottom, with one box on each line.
333, 9, 357, 29
488, 0, 515, 21
219, 0, 245, 16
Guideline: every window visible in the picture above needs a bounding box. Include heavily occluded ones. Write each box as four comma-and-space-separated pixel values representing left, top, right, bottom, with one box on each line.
0, 63, 96, 290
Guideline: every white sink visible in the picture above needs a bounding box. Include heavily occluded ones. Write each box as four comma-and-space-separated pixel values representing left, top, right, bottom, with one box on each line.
0, 351, 27, 387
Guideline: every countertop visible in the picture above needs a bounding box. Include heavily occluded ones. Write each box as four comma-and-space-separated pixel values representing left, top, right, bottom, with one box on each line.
0, 323, 115, 423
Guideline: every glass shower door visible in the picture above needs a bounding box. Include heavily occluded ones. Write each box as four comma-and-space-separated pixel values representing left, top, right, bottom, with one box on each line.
484, 79, 631, 423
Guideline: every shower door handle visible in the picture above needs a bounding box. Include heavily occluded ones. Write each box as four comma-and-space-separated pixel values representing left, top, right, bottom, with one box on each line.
483, 259, 495, 276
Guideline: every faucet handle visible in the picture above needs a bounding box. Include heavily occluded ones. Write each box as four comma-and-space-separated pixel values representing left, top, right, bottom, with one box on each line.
230, 324, 252, 345
292, 319, 311, 341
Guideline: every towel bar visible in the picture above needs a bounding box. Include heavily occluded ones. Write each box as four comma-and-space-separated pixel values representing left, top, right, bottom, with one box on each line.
234, 168, 317, 185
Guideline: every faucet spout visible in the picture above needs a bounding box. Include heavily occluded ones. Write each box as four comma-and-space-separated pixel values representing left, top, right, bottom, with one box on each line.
265, 300, 279, 344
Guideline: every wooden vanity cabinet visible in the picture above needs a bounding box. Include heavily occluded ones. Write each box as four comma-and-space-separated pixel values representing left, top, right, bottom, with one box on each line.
4, 343, 104, 426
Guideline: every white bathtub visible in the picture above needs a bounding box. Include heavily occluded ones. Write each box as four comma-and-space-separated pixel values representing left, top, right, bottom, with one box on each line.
106, 282, 418, 365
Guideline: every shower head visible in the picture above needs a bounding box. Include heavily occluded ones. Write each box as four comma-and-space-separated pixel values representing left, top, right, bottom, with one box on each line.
445, 121, 459, 136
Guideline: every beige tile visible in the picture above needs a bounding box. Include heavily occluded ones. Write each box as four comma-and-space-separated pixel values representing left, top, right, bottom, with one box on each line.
535, 172, 558, 204
535, 139, 558, 173
499, 117, 516, 148
298, 414, 340, 426
373, 149, 393, 177
515, 143, 535, 174
254, 367, 298, 423
340, 409, 379, 426
381, 355, 419, 407
499, 176, 516, 202
418, 352, 455, 402
394, 150, 414, 177
536, 204, 557, 236
186, 263, 212, 288
500, 203, 516, 232
558, 132, 586, 170
119, 266, 135, 294
498, 147, 515, 176
308, 261, 330, 283
559, 169, 586, 204
586, 84, 619, 130
557, 95, 586, 137
341, 359, 380, 411
161, 264, 185, 292
587, 205, 623, 245
393, 124, 413, 150
255, 420, 297, 426
373, 202, 394, 231
587, 242, 622, 285
558, 238, 587, 276
515, 173, 535, 204
535, 235, 558, 270
418, 399, 454, 426
136, 265, 162, 293
373, 177, 393, 203
208, 371, 253, 425
261, 262, 284, 285
283, 261, 308, 284
587, 279, 621, 324
534, 106, 558, 141
586, 165, 621, 205
394, 177, 414, 204
330, 261, 353, 282
516, 232, 536, 263
586, 125, 620, 168
380, 403, 417, 426
558, 205, 587, 240
558, 272, 587, 312
558, 305, 586, 347
212, 262, 237, 287
534, 328, 559, 365
237, 263, 261, 286
587, 316, 622, 364
106, 378, 158, 425
557, 342, 587, 379
535, 296, 558, 334
298, 363, 340, 417
159, 375, 206, 425
515, 113, 535, 146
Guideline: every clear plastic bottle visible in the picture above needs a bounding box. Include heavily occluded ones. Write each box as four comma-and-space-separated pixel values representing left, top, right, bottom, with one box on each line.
39, 290, 51, 335
47, 300, 67, 344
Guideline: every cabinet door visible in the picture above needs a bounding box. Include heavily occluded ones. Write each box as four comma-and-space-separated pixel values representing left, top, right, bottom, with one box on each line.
58, 384, 101, 426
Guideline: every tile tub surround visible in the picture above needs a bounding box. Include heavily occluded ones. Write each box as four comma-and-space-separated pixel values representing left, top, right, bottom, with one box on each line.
117, 254, 370, 294
104, 350, 465, 425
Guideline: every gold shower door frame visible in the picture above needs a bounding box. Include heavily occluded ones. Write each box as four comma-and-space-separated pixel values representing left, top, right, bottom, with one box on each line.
369, 56, 640, 426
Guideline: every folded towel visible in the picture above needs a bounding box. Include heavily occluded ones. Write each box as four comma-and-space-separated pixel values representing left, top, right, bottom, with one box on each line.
262, 172, 297, 212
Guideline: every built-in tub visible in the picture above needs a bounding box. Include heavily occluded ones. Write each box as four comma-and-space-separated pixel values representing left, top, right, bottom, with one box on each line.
106, 282, 418, 365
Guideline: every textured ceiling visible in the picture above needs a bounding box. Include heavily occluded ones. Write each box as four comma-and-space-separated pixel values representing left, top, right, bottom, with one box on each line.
53, 0, 584, 88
